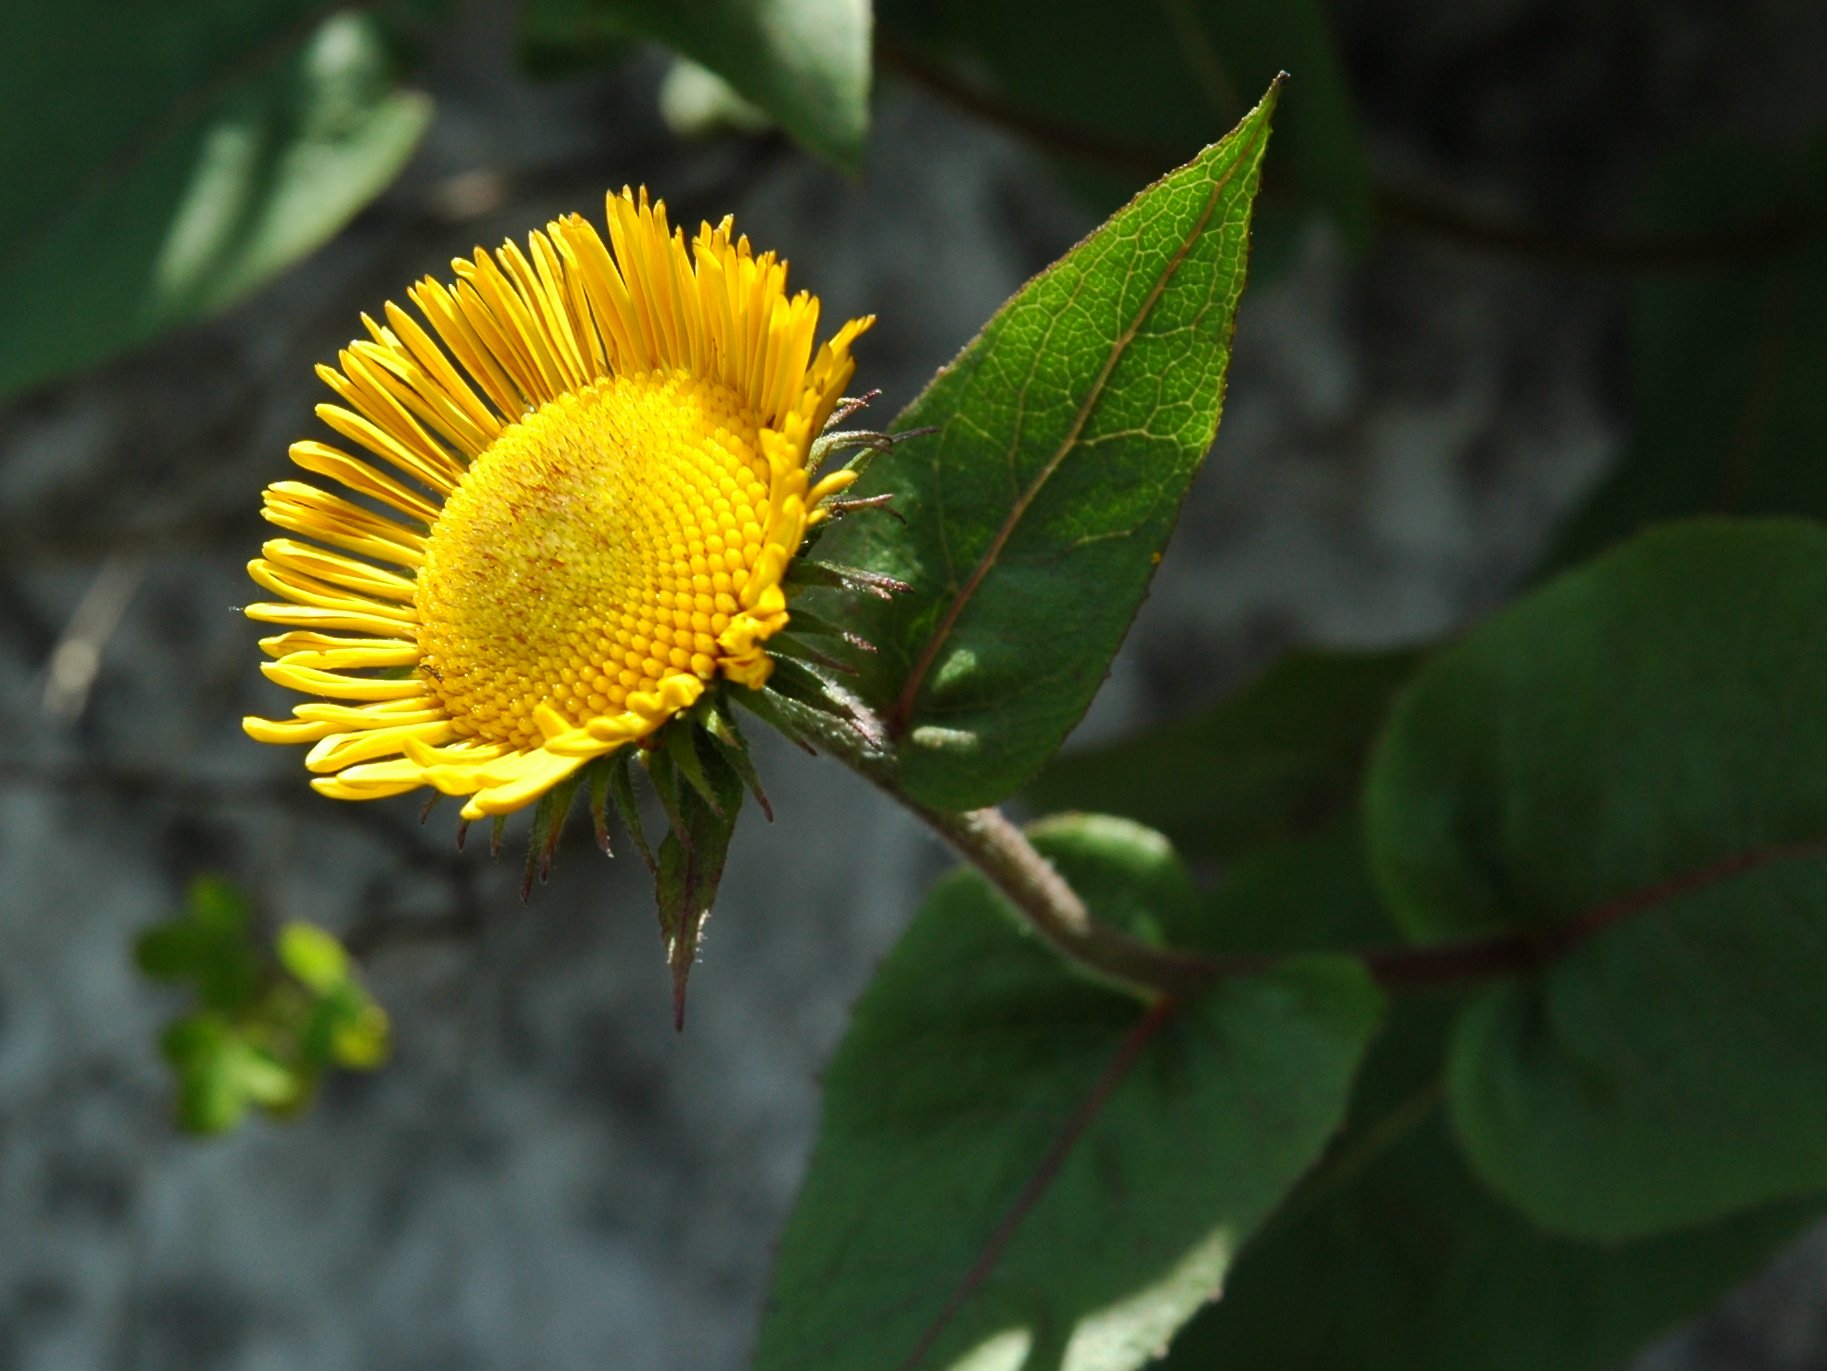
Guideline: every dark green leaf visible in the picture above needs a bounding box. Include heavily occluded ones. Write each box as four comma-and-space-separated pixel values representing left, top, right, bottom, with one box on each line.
663, 719, 725, 816
1029, 649, 1419, 861
881, 0, 1367, 236
816, 84, 1279, 811
517, 0, 635, 77
517, 0, 869, 167
585, 755, 616, 855
1168, 995, 1815, 1371
0, 2, 429, 401
1165, 829, 1812, 1370
1546, 147, 1827, 570
1189, 815, 1404, 957
697, 695, 772, 818
1365, 519, 1827, 1236
1450, 881, 1827, 1240
135, 877, 263, 1012
759, 813, 1382, 1371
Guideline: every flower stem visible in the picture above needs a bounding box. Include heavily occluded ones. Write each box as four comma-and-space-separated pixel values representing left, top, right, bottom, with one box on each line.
805, 701, 1816, 998
913, 804, 1238, 999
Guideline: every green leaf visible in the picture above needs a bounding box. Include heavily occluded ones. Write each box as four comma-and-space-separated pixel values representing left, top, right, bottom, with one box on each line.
1161, 829, 1813, 1370
162, 1015, 301, 1135
135, 877, 263, 1012
301, 981, 391, 1071
516, 0, 634, 76
817, 84, 1279, 811
609, 750, 656, 872
1365, 519, 1827, 1237
585, 755, 617, 855
1545, 147, 1827, 570
696, 695, 773, 818
517, 0, 869, 167
276, 921, 350, 994
880, 0, 1367, 236
521, 766, 586, 899
0, 3, 429, 402
759, 813, 1382, 1371
1166, 995, 1815, 1371
1191, 815, 1406, 957
144, 881, 390, 1132
1029, 649, 1419, 862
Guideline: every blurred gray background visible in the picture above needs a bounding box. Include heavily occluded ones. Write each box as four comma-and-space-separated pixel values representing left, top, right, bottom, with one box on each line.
4, 1, 1826, 1366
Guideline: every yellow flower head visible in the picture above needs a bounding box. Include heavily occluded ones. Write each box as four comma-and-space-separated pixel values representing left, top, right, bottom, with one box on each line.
245, 188, 873, 820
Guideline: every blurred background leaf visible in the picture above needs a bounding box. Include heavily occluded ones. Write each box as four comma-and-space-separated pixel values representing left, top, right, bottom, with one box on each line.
1029, 649, 1419, 864
516, 0, 871, 167
0, 0, 431, 405
877, 0, 1369, 237
1545, 144, 1827, 570
137, 878, 390, 1135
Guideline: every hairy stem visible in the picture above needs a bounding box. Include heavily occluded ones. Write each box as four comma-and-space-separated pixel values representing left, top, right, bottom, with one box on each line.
913, 804, 1239, 998
791, 701, 1826, 997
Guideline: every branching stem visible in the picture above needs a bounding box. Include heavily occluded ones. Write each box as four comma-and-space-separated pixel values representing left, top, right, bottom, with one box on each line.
877, 769, 1824, 998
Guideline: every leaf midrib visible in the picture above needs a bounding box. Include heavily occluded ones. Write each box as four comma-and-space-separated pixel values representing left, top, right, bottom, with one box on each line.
895, 996, 1181, 1370
885, 114, 1270, 737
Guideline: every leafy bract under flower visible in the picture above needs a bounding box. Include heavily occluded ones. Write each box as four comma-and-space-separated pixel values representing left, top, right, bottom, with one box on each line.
245, 189, 872, 820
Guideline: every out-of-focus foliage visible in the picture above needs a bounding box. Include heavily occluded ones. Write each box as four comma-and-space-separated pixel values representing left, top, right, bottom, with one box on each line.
877, 0, 1370, 236
518, 0, 871, 167
1546, 144, 1827, 568
1029, 649, 1419, 862
137, 878, 389, 1134
0, 1, 429, 404
657, 59, 773, 140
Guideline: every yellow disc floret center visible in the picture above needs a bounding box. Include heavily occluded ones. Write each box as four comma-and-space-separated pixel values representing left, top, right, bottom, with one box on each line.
415, 369, 772, 749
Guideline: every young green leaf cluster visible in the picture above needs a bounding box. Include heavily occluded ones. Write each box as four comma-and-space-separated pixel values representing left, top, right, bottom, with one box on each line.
136, 877, 389, 1134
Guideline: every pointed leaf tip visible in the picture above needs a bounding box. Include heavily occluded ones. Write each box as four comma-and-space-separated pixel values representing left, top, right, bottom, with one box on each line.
810, 80, 1283, 810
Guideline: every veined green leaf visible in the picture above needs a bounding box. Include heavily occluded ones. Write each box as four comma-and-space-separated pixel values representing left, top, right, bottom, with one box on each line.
818, 83, 1279, 811
1168, 998, 1815, 1371
759, 813, 1381, 1371
1365, 520, 1827, 1237
1159, 827, 1813, 1369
